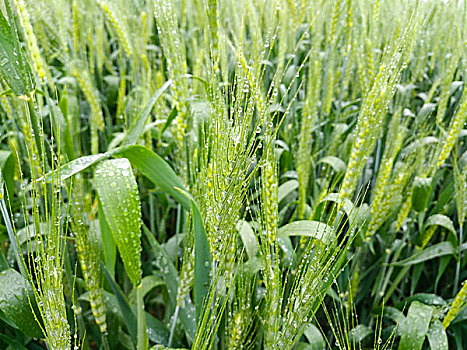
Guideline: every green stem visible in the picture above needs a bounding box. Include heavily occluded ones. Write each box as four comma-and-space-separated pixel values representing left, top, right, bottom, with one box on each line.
453, 225, 463, 296
380, 212, 425, 302
380, 231, 412, 305
168, 304, 180, 347
383, 265, 410, 305
0, 196, 26, 276
136, 283, 148, 350
102, 333, 111, 350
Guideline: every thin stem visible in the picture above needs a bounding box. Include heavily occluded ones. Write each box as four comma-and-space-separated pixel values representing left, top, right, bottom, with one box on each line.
0, 196, 27, 276
380, 230, 412, 305
453, 225, 463, 296
383, 266, 410, 305
102, 333, 111, 350
136, 283, 148, 350
168, 304, 180, 347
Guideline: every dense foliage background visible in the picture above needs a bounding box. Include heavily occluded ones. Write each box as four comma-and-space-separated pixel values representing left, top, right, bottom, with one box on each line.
0, 0, 466, 349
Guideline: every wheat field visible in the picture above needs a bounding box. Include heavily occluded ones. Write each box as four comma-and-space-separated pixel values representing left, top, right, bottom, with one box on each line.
0, 0, 466, 349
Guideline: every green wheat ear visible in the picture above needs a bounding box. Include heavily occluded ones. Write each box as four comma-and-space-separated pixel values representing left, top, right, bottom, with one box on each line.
70, 182, 107, 334
96, 0, 132, 57
443, 281, 467, 329
13, 0, 51, 83
1, 0, 467, 348
260, 140, 282, 348
16, 132, 72, 349
69, 60, 104, 155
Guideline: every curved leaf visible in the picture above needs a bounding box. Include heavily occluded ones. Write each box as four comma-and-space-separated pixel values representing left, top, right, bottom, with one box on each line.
303, 323, 326, 350
400, 293, 447, 308
237, 220, 258, 259
392, 242, 456, 266
424, 214, 456, 235
39, 145, 190, 209
123, 79, 172, 146
427, 320, 448, 350
278, 220, 335, 244
113, 146, 190, 210
318, 156, 346, 173
398, 301, 433, 350
0, 269, 43, 338
278, 180, 299, 203
382, 306, 406, 324
129, 275, 165, 304
41, 153, 107, 183
412, 177, 432, 212
95, 158, 142, 286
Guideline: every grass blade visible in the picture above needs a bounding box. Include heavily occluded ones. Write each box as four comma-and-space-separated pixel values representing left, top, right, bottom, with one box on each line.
101, 263, 137, 342
143, 225, 196, 341
0, 6, 32, 95
427, 320, 448, 350
123, 80, 172, 146
398, 301, 433, 350
0, 269, 43, 338
278, 220, 335, 244
392, 242, 456, 266
38, 146, 190, 209
95, 158, 142, 286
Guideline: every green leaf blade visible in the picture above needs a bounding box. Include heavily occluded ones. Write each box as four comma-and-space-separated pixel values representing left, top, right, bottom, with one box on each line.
0, 10, 32, 95
392, 242, 456, 266
427, 320, 448, 350
113, 146, 190, 210
95, 158, 142, 286
398, 301, 433, 350
123, 80, 172, 146
278, 220, 335, 244
0, 269, 43, 339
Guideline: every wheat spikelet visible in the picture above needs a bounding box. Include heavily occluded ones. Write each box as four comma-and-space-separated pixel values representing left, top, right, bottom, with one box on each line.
96, 0, 132, 57
443, 281, 467, 329
14, 0, 50, 81
69, 60, 104, 154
